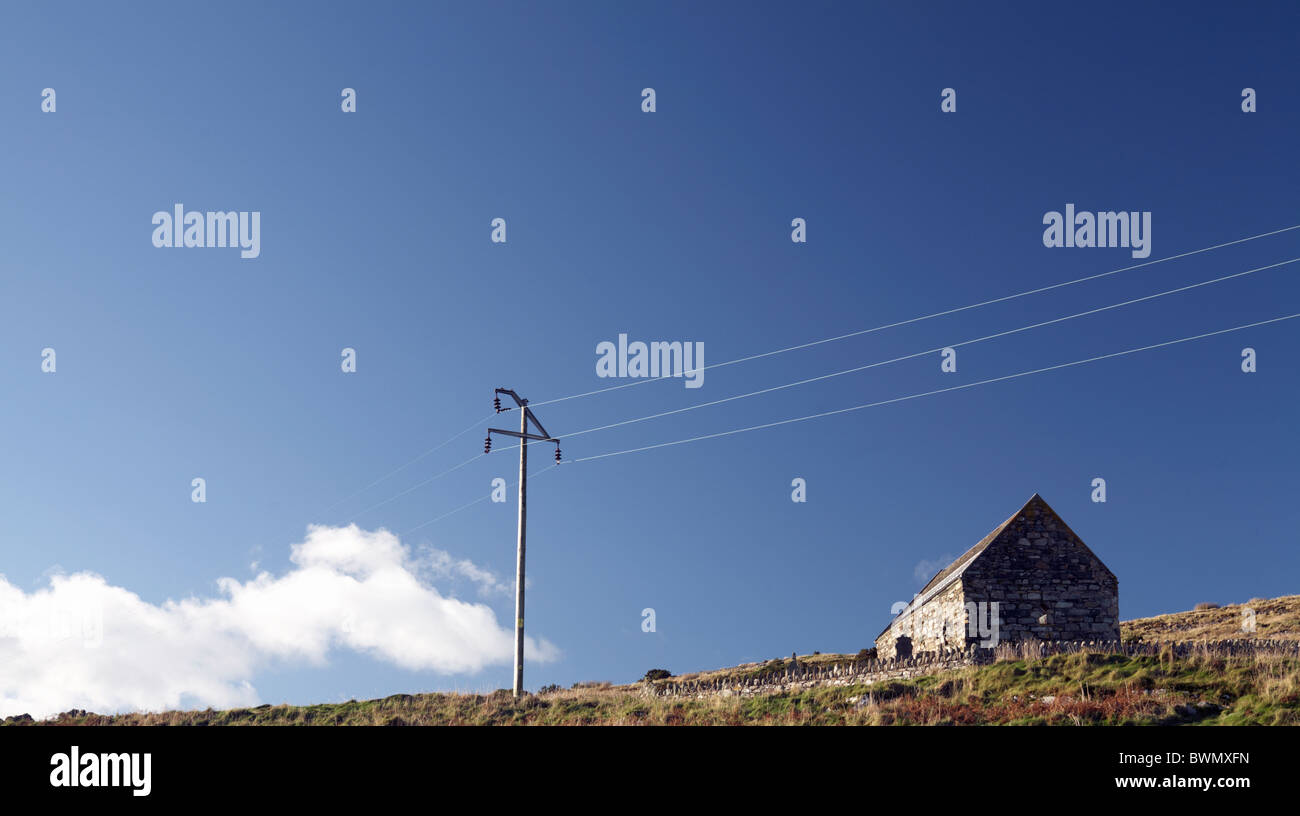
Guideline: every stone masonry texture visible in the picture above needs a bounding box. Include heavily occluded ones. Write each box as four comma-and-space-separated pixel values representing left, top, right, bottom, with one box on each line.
875, 493, 1119, 659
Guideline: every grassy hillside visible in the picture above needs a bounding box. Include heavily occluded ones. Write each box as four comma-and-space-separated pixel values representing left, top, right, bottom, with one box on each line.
6, 595, 1298, 726
1121, 595, 1300, 643
11, 648, 1299, 726
651, 594, 1300, 688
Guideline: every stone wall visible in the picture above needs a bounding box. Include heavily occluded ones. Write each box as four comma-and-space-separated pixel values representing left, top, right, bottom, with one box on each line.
961, 501, 1119, 643
644, 639, 1299, 699
877, 580, 969, 660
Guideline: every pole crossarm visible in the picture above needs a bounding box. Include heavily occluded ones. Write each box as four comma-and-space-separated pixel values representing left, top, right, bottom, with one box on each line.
494, 387, 524, 406
493, 388, 554, 440
488, 428, 558, 443
522, 408, 550, 440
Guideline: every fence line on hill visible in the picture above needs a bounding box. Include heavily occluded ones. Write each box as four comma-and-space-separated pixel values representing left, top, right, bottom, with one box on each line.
643, 639, 1300, 698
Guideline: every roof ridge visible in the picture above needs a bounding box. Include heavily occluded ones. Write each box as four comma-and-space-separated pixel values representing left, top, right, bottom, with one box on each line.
876, 493, 1060, 641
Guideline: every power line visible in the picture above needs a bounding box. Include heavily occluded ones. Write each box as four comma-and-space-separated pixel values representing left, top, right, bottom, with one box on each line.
320, 413, 493, 515
400, 463, 559, 536
300, 223, 1300, 529
344, 453, 484, 522
562, 311, 1300, 464
484, 257, 1298, 449
527, 223, 1300, 408
314, 223, 1300, 522
398, 309, 1298, 528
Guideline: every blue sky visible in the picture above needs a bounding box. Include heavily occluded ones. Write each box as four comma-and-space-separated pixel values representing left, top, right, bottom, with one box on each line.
1, 1, 1297, 713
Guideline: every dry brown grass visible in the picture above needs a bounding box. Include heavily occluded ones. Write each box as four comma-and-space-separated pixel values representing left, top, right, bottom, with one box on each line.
11, 646, 1299, 726
1122, 594, 1300, 643
659, 595, 1299, 689
8, 596, 1298, 727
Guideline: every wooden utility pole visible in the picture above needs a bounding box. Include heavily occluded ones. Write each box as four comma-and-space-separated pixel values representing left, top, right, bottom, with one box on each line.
513, 402, 528, 698
485, 388, 560, 698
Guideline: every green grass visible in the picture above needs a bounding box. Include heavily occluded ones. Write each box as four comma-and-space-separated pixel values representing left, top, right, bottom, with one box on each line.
10, 649, 1297, 726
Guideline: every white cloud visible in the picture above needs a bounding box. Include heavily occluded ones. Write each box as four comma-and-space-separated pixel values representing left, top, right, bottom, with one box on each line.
424, 546, 512, 596
0, 524, 559, 719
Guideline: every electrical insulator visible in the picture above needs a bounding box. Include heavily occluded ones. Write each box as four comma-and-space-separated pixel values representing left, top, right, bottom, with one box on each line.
554, 445, 562, 463
484, 435, 492, 454
493, 396, 501, 413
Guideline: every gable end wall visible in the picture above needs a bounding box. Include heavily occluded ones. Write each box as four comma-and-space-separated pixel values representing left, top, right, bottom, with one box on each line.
961, 505, 1118, 642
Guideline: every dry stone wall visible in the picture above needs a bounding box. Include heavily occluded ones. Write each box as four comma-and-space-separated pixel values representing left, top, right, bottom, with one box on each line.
645, 639, 1299, 699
